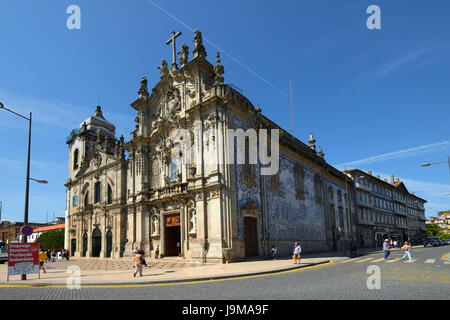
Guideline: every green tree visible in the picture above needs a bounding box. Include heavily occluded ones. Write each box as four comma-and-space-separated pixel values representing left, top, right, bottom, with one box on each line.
426, 224, 442, 237
36, 229, 65, 250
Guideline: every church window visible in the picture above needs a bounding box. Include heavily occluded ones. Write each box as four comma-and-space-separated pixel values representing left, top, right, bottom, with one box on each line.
170, 148, 181, 182
152, 159, 160, 189
107, 184, 113, 205
241, 138, 256, 188
294, 164, 305, 200
328, 186, 334, 202
72, 195, 78, 207
338, 207, 344, 232
94, 182, 101, 203
314, 174, 323, 204
73, 149, 79, 170
84, 191, 89, 207
269, 172, 280, 194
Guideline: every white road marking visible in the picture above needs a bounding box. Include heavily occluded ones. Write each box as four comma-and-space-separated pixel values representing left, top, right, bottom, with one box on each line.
424, 259, 435, 264
403, 259, 416, 263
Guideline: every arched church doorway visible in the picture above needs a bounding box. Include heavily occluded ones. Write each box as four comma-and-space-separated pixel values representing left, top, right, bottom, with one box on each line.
244, 217, 258, 257
164, 214, 181, 256
82, 232, 87, 257
106, 230, 112, 258
71, 238, 76, 256
92, 228, 102, 257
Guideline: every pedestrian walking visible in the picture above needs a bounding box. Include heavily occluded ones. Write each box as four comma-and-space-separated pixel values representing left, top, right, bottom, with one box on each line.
39, 249, 47, 273
271, 245, 277, 260
383, 239, 390, 259
131, 246, 139, 255
51, 250, 56, 262
401, 241, 412, 261
133, 250, 144, 277
155, 245, 160, 259
393, 240, 397, 250
141, 249, 148, 267
293, 242, 301, 264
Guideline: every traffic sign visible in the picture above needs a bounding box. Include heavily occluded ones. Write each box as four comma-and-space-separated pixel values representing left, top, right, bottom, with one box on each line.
20, 225, 33, 237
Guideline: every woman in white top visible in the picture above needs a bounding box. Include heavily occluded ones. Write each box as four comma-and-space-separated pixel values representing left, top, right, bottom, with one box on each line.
401, 241, 412, 261
293, 242, 302, 264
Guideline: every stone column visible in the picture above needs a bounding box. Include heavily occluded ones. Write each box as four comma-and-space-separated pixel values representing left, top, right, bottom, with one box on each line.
75, 216, 82, 257
124, 205, 135, 257
100, 212, 107, 258
87, 215, 92, 257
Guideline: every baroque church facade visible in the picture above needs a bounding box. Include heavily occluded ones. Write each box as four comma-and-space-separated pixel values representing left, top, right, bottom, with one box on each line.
64, 30, 357, 262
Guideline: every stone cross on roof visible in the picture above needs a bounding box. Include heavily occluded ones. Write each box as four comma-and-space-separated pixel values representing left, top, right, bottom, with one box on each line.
166, 31, 182, 69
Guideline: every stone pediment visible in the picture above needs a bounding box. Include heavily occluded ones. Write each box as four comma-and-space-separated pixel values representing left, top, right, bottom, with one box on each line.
75, 147, 119, 179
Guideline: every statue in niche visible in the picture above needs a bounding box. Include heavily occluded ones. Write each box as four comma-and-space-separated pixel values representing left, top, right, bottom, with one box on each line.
189, 210, 197, 234
152, 215, 159, 236
167, 88, 181, 116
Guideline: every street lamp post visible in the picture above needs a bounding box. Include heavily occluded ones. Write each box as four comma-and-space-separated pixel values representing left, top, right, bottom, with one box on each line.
421, 156, 450, 181
0, 102, 48, 280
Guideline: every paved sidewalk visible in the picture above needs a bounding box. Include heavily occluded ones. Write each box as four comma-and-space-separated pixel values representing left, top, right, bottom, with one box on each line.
0, 247, 411, 286
0, 256, 333, 286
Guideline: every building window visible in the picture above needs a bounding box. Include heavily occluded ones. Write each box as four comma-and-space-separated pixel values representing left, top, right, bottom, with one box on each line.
269, 172, 280, 194
73, 149, 79, 170
84, 191, 89, 207
107, 184, 113, 205
294, 164, 305, 200
338, 207, 344, 232
72, 195, 78, 207
314, 174, 323, 204
94, 182, 101, 203
328, 186, 334, 202
152, 159, 160, 189
241, 139, 256, 188
337, 190, 342, 204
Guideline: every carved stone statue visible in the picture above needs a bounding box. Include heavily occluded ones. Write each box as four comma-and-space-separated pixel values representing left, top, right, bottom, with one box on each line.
158, 59, 169, 79
189, 210, 197, 234
152, 215, 159, 236
167, 88, 181, 115
178, 43, 189, 67
138, 76, 149, 98
192, 29, 206, 58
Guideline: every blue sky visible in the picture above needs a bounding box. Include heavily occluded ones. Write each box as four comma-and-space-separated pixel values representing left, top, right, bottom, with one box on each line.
0, 0, 449, 223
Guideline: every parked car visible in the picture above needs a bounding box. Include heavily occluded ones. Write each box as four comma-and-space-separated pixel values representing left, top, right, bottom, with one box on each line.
424, 237, 440, 247
445, 239, 450, 245
436, 239, 445, 246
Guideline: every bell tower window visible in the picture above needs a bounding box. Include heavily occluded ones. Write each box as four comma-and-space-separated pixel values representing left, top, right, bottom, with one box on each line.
94, 182, 101, 203
73, 149, 79, 170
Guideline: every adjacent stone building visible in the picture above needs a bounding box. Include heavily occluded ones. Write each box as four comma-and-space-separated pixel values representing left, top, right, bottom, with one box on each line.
64, 30, 358, 262
344, 169, 427, 247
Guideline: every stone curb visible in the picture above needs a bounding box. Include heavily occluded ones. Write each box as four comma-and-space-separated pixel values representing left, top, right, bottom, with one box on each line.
0, 260, 330, 287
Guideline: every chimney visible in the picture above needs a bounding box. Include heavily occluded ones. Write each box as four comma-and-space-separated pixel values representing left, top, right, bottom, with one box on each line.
376, 175, 380, 179
412, 192, 415, 195
368, 171, 372, 176
384, 178, 387, 182
396, 177, 400, 183
390, 175, 395, 184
